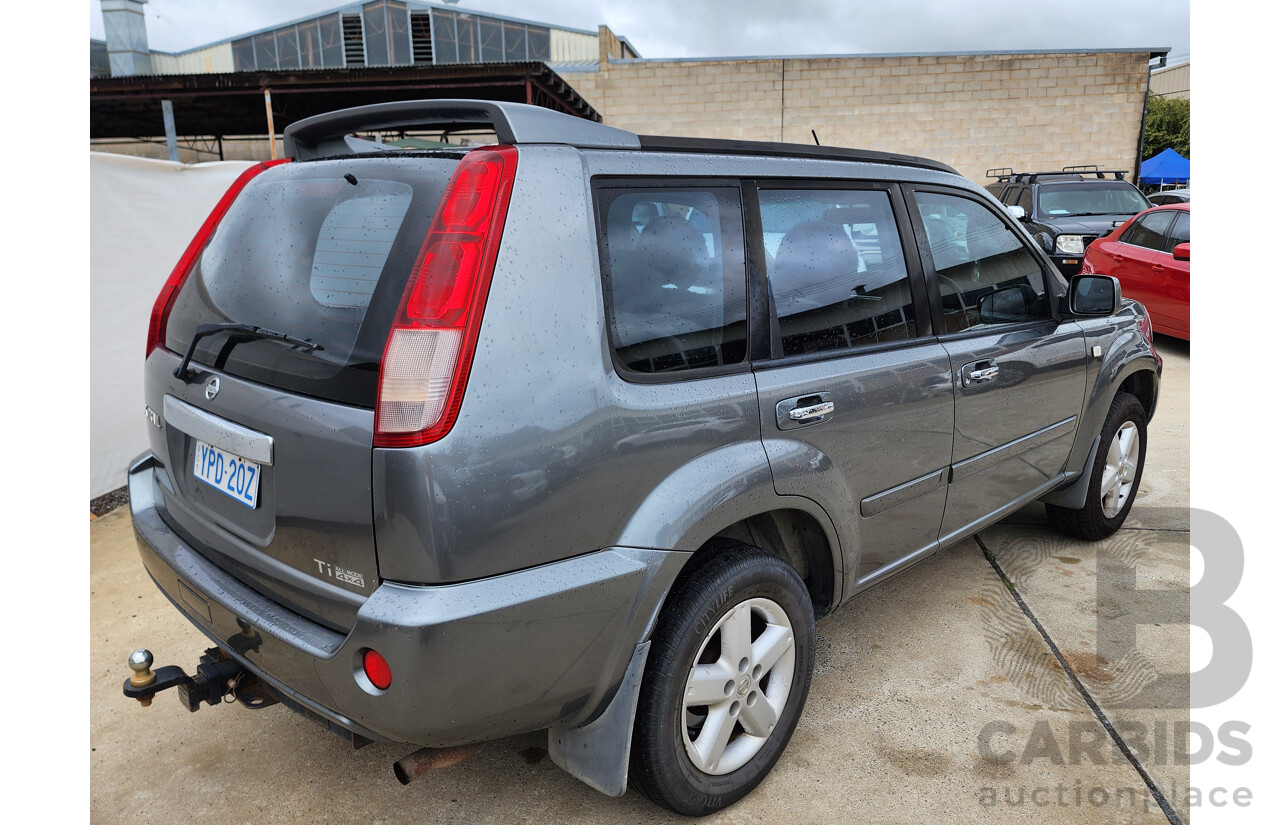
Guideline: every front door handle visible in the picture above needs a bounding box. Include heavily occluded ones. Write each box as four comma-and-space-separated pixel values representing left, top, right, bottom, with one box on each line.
789, 401, 836, 421
961, 360, 1000, 387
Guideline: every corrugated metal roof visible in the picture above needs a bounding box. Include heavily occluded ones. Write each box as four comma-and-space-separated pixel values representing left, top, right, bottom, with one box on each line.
148, 1, 598, 58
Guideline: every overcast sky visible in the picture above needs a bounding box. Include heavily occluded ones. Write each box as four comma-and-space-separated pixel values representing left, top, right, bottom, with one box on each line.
88, 0, 1190, 65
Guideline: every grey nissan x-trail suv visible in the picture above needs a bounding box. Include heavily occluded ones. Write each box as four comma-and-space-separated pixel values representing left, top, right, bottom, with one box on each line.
127, 100, 1160, 816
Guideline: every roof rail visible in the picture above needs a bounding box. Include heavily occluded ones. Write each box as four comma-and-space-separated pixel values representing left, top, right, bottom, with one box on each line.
637, 135, 959, 175
985, 167, 1014, 179
282, 99, 640, 160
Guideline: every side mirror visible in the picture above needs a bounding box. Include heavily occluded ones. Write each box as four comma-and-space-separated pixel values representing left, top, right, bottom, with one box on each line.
1006, 205, 1027, 221
1069, 274, 1122, 316
1034, 231, 1054, 255
1172, 242, 1190, 261
978, 284, 1038, 324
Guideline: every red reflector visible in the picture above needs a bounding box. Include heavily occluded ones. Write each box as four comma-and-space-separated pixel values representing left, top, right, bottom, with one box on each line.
363, 649, 392, 690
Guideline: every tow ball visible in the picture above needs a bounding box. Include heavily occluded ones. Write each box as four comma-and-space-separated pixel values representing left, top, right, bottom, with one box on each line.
123, 647, 276, 712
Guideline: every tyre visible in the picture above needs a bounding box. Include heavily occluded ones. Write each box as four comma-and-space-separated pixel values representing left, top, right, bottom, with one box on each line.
1046, 391, 1147, 540
629, 544, 816, 816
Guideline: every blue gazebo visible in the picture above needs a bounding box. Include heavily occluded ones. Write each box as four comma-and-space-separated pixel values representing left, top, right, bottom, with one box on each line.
1139, 148, 1190, 186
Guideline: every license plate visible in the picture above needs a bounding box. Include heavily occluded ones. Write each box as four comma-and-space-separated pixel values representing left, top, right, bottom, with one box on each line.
193, 440, 260, 508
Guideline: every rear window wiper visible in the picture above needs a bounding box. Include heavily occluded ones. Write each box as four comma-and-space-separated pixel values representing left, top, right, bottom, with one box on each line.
173, 323, 323, 381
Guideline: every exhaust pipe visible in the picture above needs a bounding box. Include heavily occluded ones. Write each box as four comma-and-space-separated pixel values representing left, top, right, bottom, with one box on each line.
393, 744, 481, 785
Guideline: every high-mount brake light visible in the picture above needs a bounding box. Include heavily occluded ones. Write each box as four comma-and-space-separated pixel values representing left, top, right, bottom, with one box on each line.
145, 160, 290, 358
374, 146, 518, 448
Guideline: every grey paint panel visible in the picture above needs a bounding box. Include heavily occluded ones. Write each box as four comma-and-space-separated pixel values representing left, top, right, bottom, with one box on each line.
144, 354, 377, 630
375, 145, 766, 585
860, 467, 947, 517
133, 453, 688, 746
949, 416, 1077, 483
755, 340, 955, 592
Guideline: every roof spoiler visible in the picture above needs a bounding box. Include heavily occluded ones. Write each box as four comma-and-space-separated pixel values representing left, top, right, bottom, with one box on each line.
282, 99, 641, 160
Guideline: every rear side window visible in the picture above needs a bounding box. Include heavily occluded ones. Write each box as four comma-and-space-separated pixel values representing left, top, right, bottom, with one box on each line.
1121, 210, 1177, 251
597, 187, 748, 375
165, 156, 458, 407
759, 188, 917, 356
913, 191, 1051, 333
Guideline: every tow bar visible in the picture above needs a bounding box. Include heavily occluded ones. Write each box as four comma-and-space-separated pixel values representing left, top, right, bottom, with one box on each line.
122, 647, 278, 712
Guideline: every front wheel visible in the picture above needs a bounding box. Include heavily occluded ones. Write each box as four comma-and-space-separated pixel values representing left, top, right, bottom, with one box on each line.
629, 545, 816, 816
1047, 391, 1147, 540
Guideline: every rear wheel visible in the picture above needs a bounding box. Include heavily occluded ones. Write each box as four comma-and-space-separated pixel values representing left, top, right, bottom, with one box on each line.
1047, 391, 1147, 540
629, 545, 815, 816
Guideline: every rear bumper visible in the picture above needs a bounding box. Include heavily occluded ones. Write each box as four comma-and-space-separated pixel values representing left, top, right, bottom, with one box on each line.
128, 453, 686, 747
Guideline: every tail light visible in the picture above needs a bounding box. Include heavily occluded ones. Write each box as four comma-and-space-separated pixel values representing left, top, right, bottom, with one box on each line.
1080, 256, 1095, 275
375, 146, 518, 448
146, 160, 290, 357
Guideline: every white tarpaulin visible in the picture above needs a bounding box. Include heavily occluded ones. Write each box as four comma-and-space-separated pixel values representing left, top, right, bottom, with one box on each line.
90, 153, 254, 499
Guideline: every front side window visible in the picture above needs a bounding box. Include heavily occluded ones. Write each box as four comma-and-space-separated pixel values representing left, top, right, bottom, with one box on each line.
914, 191, 1052, 333
1120, 210, 1177, 251
598, 187, 747, 375
759, 188, 917, 356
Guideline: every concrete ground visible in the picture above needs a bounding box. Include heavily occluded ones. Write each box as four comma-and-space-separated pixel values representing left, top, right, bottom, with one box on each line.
90, 337, 1190, 824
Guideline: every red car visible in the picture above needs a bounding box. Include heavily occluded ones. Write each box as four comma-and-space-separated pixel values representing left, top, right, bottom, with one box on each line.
1081, 203, 1190, 340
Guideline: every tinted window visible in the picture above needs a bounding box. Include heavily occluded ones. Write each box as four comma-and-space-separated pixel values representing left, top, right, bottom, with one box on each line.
914, 191, 1051, 333
598, 188, 747, 374
165, 157, 458, 407
760, 189, 916, 356
1166, 211, 1190, 252
1017, 188, 1033, 213
1120, 210, 1177, 251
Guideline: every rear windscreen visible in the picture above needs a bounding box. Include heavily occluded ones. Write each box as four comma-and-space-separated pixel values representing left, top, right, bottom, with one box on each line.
164, 156, 459, 407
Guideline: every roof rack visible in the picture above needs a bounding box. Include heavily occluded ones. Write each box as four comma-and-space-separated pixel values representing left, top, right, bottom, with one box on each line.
985, 167, 1014, 180
282, 99, 640, 160
638, 135, 959, 175
1061, 164, 1099, 173
1003, 169, 1129, 184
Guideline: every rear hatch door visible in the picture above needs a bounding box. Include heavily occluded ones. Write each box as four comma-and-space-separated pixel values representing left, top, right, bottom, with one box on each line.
149, 154, 458, 631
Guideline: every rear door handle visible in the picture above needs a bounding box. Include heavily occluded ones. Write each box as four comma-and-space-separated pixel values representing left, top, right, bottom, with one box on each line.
1151, 264, 1166, 275
789, 402, 835, 421
775, 392, 834, 429
961, 360, 1000, 388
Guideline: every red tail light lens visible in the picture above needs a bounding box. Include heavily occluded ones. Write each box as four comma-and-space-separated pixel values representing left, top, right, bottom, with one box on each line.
146, 159, 290, 357
363, 649, 393, 690
374, 146, 518, 448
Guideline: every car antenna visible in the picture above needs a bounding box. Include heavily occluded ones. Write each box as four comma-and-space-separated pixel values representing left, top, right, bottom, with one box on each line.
811, 130, 821, 146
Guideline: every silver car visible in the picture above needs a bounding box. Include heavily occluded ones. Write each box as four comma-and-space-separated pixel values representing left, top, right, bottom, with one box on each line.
127, 99, 1160, 816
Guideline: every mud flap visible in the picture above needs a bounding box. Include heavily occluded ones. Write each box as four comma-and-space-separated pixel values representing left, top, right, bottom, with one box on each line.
548, 641, 650, 797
